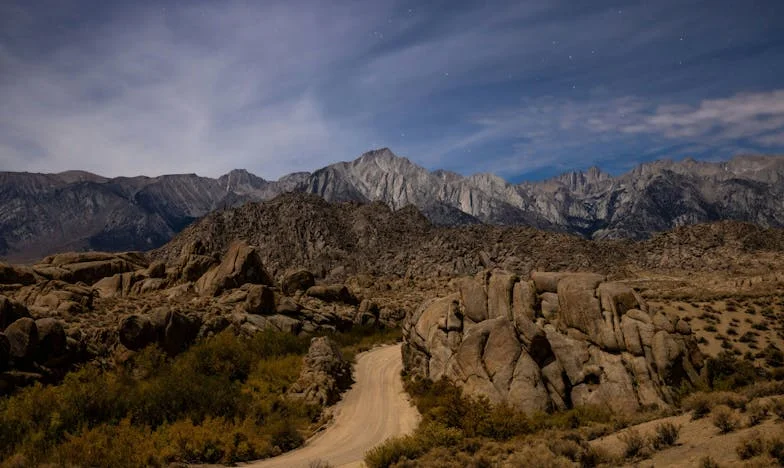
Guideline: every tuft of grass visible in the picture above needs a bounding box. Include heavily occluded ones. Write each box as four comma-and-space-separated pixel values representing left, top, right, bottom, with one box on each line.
699, 455, 720, 468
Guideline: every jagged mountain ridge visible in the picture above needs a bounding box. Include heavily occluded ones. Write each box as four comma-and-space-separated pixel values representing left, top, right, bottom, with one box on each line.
2, 149, 783, 261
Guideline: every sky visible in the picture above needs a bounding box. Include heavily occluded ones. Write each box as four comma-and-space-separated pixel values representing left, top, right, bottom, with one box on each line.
1, 0, 783, 182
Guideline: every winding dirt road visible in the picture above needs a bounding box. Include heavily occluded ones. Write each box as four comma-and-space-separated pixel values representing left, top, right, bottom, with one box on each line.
244, 344, 420, 468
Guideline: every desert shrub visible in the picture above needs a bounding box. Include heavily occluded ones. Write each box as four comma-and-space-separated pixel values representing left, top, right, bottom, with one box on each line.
746, 400, 769, 426
650, 422, 680, 449
619, 429, 648, 459
711, 405, 738, 434
402, 377, 534, 440
699, 455, 720, 468
705, 325, 718, 332
547, 437, 582, 462
54, 418, 162, 468
579, 444, 613, 468
736, 432, 766, 460
768, 437, 784, 465
0, 329, 333, 464
309, 461, 334, 468
364, 436, 424, 468
683, 391, 747, 419
773, 399, 784, 419
504, 442, 572, 468
763, 344, 784, 368
706, 352, 761, 390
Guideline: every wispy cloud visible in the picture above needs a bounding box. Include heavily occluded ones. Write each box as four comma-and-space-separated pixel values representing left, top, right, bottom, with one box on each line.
0, 1, 385, 178
1, 0, 783, 180
428, 90, 784, 179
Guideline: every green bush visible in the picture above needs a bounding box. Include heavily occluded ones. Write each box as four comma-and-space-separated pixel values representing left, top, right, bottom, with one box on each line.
706, 352, 761, 390
0, 329, 319, 464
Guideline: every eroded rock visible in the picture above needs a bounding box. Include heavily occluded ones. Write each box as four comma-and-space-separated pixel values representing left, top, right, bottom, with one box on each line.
403, 269, 706, 414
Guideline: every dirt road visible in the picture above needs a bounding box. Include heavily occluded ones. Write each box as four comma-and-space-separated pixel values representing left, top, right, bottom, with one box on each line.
244, 344, 420, 468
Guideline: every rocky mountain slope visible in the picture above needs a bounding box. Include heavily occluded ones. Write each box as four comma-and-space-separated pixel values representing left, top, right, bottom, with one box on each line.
156, 193, 784, 283
2, 149, 783, 261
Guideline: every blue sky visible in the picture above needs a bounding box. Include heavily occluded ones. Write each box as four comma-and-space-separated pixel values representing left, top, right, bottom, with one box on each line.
1, 0, 783, 181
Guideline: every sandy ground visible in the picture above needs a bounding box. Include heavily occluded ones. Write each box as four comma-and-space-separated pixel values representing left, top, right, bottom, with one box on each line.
243, 344, 421, 468
592, 411, 784, 467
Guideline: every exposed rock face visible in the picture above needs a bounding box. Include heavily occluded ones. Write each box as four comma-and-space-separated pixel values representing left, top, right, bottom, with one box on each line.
195, 241, 271, 296
402, 269, 706, 414
288, 337, 352, 406
32, 252, 148, 285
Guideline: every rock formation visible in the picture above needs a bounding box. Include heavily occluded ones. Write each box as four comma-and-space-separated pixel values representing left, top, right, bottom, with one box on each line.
402, 269, 706, 414
288, 336, 352, 406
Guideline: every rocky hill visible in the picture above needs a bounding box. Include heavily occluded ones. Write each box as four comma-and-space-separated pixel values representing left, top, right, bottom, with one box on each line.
156, 193, 784, 282
2, 150, 783, 261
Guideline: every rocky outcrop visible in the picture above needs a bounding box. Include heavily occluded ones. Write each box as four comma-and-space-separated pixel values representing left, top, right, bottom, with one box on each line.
32, 252, 148, 285
5, 318, 38, 364
287, 337, 352, 406
118, 308, 202, 355
0, 295, 31, 329
306, 284, 356, 304
195, 241, 271, 296
402, 269, 706, 414
0, 263, 36, 285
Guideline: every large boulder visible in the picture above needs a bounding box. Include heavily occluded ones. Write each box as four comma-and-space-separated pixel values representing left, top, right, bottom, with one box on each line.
161, 311, 201, 355
0, 296, 30, 330
119, 310, 201, 355
305, 284, 356, 304
288, 337, 352, 406
118, 315, 158, 351
0, 262, 36, 285
33, 252, 148, 285
0, 334, 9, 371
244, 285, 276, 315
35, 318, 67, 366
403, 269, 706, 415
4, 317, 38, 364
93, 272, 139, 298
281, 269, 316, 295
23, 281, 95, 315
196, 241, 271, 296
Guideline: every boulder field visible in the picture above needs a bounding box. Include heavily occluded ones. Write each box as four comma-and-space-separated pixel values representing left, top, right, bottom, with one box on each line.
402, 269, 705, 414
0, 240, 398, 394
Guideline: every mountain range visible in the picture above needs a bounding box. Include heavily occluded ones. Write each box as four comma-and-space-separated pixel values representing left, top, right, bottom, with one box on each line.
2, 148, 783, 262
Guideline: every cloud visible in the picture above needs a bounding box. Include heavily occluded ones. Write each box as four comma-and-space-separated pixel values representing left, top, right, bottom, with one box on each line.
1, 0, 783, 181
623, 90, 784, 145
425, 89, 784, 179
0, 1, 384, 178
